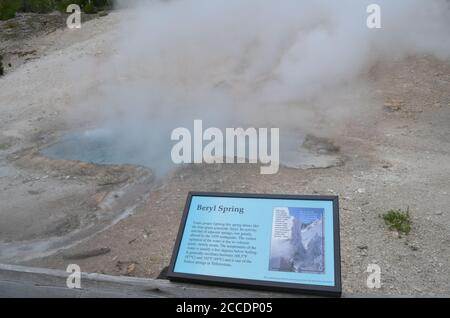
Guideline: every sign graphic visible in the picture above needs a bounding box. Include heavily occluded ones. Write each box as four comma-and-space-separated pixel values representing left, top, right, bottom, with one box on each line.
167, 192, 341, 296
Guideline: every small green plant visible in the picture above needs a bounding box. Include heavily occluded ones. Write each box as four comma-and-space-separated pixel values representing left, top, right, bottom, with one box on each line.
383, 208, 411, 236
0, 143, 10, 150
83, 2, 97, 14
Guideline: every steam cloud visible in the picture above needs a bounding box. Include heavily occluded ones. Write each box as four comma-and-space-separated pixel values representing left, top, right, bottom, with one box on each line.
78, 0, 450, 174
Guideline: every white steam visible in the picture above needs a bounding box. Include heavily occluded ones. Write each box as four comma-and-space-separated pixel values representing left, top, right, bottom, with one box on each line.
79, 0, 450, 174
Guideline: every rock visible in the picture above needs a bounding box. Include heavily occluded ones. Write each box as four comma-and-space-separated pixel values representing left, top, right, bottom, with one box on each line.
126, 263, 136, 276
357, 245, 368, 256
116, 261, 138, 276
413, 287, 422, 293
128, 238, 137, 245
384, 99, 404, 112
303, 134, 340, 154
63, 247, 111, 260
92, 191, 108, 205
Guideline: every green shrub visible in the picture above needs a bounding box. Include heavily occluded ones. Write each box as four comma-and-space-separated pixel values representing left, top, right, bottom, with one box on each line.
0, 0, 115, 20
92, 0, 108, 7
56, 0, 73, 13
83, 2, 97, 14
21, 0, 54, 13
383, 208, 411, 236
0, 0, 21, 20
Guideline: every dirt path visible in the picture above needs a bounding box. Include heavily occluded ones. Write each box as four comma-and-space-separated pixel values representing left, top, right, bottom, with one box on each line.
0, 12, 449, 297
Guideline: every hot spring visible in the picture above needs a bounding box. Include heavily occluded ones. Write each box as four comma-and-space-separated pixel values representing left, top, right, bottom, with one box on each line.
42, 128, 343, 175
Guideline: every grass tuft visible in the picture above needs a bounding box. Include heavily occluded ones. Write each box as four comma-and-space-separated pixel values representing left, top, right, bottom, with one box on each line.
383, 208, 411, 236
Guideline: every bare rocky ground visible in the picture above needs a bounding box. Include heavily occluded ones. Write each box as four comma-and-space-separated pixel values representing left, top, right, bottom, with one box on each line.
0, 12, 99, 73
0, 12, 449, 297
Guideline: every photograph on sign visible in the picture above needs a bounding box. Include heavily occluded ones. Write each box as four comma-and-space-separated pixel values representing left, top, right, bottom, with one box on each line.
269, 207, 325, 274
167, 192, 341, 296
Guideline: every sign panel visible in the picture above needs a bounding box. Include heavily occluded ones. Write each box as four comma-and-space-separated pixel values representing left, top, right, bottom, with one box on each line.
167, 192, 341, 296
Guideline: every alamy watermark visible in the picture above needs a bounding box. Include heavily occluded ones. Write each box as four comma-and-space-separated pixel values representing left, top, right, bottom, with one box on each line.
171, 120, 280, 175
66, 4, 382, 30
66, 264, 81, 289
366, 264, 382, 289
66, 4, 81, 29
367, 4, 382, 29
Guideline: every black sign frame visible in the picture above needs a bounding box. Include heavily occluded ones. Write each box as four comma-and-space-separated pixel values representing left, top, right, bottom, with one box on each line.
167, 192, 341, 297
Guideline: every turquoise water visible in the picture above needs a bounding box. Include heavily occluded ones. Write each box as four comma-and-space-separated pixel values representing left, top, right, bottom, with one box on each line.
42, 129, 154, 168
42, 129, 341, 173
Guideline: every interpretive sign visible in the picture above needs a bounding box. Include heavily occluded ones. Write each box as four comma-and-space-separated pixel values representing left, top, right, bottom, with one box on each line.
167, 192, 341, 297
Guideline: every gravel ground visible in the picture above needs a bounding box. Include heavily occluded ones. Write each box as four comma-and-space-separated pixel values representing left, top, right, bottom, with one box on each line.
0, 11, 449, 297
